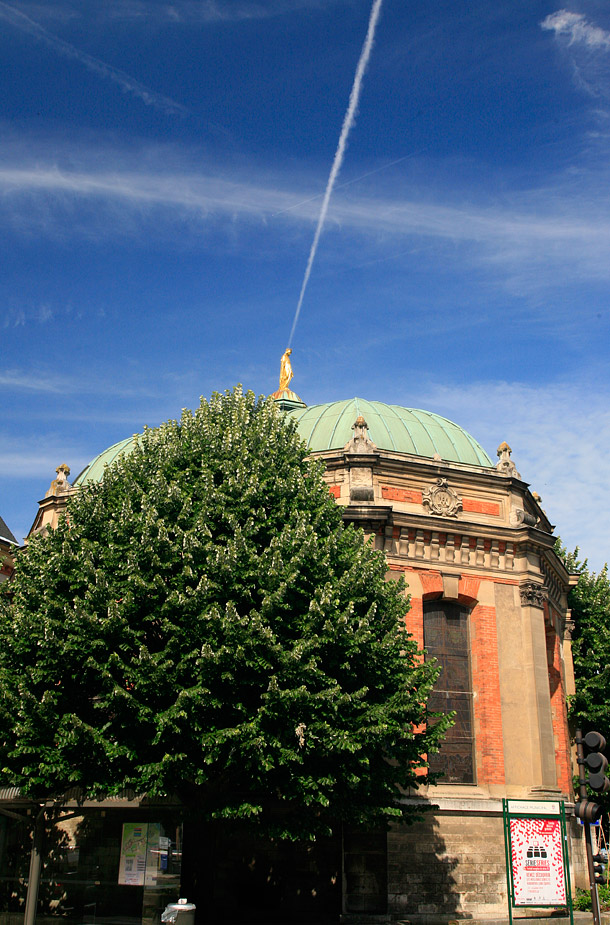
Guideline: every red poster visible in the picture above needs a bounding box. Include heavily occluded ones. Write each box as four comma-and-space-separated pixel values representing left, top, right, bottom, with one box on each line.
510, 818, 566, 906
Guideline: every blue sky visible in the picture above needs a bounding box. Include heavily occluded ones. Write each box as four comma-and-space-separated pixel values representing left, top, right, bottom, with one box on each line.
2, 0, 610, 570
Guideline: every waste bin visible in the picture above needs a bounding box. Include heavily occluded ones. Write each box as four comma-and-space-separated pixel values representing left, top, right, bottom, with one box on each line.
161, 898, 196, 925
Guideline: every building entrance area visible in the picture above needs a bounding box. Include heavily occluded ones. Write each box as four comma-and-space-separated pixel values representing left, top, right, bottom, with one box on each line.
0, 807, 182, 925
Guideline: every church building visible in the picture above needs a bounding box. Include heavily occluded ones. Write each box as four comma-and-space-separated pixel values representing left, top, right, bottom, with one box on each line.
1, 371, 586, 925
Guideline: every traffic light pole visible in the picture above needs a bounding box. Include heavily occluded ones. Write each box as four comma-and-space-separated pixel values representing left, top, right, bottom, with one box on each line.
576, 728, 602, 925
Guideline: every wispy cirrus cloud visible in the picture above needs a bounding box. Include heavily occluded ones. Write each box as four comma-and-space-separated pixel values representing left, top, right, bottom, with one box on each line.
0, 0, 189, 115
10, 0, 341, 25
160, 0, 338, 23
0, 367, 160, 399
0, 370, 71, 394
541, 10, 610, 49
541, 9, 610, 100
1, 152, 610, 289
0, 447, 87, 480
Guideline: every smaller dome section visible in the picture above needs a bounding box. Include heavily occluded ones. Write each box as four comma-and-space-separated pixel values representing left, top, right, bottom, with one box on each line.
270, 387, 307, 412
287, 399, 492, 467
73, 436, 137, 486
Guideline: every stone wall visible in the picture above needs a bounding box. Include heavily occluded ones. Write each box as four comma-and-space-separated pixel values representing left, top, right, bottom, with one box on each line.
387, 811, 506, 923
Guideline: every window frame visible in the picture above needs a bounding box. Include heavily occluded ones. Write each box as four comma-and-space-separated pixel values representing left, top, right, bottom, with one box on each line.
423, 599, 476, 785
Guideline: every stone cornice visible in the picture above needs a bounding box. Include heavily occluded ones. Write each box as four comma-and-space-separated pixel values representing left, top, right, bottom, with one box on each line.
315, 446, 523, 489
339, 509, 569, 592
340, 504, 392, 528
369, 508, 557, 549
341, 451, 380, 467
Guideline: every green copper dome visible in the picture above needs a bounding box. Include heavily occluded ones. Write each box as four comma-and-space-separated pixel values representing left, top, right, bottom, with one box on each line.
287, 399, 493, 467
73, 436, 137, 486
73, 397, 492, 486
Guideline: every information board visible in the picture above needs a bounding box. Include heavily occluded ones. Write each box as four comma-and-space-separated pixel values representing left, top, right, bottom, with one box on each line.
509, 817, 566, 905
502, 799, 573, 925
118, 822, 149, 886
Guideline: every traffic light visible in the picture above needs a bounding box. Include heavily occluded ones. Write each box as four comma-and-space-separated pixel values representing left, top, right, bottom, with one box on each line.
583, 731, 610, 793
574, 799, 603, 823
592, 853, 607, 885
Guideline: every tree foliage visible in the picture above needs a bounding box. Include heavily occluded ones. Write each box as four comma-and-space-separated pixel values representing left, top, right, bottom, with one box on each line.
557, 543, 610, 815
0, 388, 445, 838
557, 543, 610, 730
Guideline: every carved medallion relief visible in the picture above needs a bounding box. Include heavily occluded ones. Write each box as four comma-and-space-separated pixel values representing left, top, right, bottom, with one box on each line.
422, 478, 463, 518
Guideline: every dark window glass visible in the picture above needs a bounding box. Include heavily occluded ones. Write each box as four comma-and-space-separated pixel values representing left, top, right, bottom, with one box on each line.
424, 601, 474, 783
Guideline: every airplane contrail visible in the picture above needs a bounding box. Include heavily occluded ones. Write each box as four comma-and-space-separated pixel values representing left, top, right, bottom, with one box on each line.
288, 0, 384, 349
0, 0, 189, 117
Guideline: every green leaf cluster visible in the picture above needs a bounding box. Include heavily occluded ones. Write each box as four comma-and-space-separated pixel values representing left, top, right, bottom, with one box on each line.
557, 543, 610, 730
1, 388, 445, 839
574, 886, 610, 912
557, 542, 610, 817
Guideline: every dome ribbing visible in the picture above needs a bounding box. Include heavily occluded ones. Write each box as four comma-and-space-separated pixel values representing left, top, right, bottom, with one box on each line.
287, 399, 492, 467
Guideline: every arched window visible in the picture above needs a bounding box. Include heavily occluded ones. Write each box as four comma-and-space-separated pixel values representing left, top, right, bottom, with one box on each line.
423, 600, 475, 784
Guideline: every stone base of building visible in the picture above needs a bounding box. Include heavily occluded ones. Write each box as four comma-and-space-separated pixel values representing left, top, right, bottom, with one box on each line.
343, 799, 588, 924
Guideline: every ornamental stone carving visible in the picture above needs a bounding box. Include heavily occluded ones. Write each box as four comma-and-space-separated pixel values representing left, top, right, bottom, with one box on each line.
344, 415, 377, 455
520, 581, 548, 609
509, 508, 538, 527
422, 478, 463, 518
45, 463, 72, 498
344, 417, 378, 502
496, 441, 521, 479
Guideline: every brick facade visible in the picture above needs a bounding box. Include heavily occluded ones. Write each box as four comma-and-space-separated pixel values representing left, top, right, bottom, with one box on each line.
470, 602, 505, 786
546, 620, 573, 797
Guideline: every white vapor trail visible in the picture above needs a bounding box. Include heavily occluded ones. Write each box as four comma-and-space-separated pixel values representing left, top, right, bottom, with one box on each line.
0, 0, 189, 116
287, 0, 384, 348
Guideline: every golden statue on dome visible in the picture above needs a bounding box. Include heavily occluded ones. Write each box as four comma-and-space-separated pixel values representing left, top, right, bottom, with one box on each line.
271, 348, 306, 410
279, 348, 293, 391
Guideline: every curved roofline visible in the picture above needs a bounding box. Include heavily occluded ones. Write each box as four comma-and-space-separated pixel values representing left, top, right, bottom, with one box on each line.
72, 397, 493, 487
287, 398, 492, 467
72, 436, 137, 486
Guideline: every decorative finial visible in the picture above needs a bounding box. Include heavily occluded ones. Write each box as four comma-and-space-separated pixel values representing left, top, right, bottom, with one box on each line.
344, 416, 377, 454
45, 463, 72, 498
279, 348, 293, 392
496, 442, 521, 479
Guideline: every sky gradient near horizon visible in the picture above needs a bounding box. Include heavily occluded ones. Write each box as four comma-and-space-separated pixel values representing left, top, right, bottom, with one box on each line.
2, 0, 610, 570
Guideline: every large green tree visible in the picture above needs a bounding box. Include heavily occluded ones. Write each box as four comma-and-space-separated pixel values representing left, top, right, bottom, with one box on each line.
0, 388, 445, 839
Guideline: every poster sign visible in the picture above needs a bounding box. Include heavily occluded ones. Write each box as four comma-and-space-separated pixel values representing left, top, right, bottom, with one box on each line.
118, 823, 149, 886
509, 817, 566, 906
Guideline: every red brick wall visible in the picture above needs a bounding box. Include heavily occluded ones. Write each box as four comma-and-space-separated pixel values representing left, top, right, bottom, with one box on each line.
462, 499, 500, 516
406, 595, 424, 647
546, 619, 573, 797
458, 576, 481, 608
417, 570, 443, 598
381, 486, 423, 504
470, 602, 505, 786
